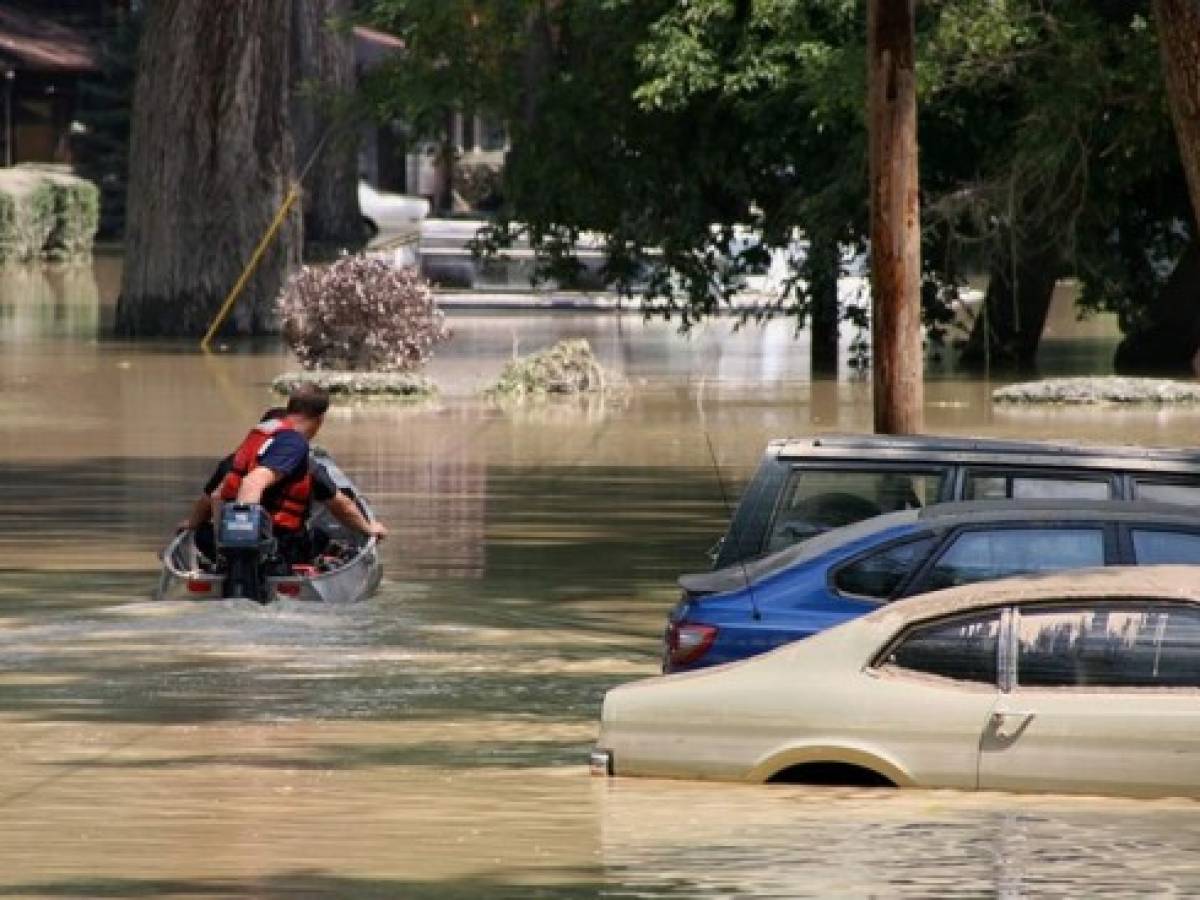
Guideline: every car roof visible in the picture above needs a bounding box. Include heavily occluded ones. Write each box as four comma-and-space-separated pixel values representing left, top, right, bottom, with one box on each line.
768, 433, 1200, 472
679, 507, 922, 595
915, 499, 1200, 524
872, 565, 1200, 632
680, 499, 1200, 596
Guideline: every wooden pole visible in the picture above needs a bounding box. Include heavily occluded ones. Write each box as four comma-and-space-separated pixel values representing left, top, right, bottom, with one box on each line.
868, 0, 923, 434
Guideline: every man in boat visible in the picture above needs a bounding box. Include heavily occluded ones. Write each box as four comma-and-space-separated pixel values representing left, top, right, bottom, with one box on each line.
182, 386, 387, 563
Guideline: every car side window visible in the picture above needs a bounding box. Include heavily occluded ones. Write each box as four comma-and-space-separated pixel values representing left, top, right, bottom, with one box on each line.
964, 472, 1111, 501
1131, 529, 1200, 564
1016, 603, 1200, 688
1132, 479, 1200, 505
833, 537, 936, 600
922, 528, 1105, 591
766, 469, 946, 553
881, 611, 1002, 685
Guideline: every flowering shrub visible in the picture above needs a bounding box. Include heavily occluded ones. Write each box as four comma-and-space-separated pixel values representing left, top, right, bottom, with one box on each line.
278, 255, 449, 372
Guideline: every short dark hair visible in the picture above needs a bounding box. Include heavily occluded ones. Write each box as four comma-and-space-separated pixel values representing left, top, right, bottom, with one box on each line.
286, 383, 330, 418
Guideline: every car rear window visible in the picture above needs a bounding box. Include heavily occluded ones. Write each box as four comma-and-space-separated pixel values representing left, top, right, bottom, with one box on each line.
1133, 479, 1200, 506
1016, 602, 1200, 688
834, 537, 936, 600
1130, 529, 1200, 564
766, 469, 945, 554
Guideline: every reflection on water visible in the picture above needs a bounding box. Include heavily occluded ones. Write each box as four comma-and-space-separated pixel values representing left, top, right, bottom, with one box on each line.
1, 260, 1199, 897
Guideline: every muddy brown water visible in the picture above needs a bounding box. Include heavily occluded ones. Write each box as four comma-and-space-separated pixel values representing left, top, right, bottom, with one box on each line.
1, 260, 1199, 897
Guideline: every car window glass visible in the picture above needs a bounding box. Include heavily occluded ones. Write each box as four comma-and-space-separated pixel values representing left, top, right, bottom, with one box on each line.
834, 537, 936, 599
1133, 480, 1200, 505
1131, 529, 1200, 564
882, 611, 1001, 684
964, 473, 1111, 501
923, 528, 1105, 591
1016, 603, 1200, 688
767, 469, 945, 553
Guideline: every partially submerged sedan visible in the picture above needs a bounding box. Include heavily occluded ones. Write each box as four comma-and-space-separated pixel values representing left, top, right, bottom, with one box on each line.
596, 566, 1200, 798
667, 500, 1200, 672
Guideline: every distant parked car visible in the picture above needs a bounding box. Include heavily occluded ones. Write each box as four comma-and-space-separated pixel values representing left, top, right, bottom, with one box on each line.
597, 566, 1200, 798
666, 500, 1200, 672
358, 181, 430, 241
713, 435, 1200, 569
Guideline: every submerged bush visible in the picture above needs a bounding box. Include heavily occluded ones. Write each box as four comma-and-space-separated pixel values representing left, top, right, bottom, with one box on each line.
486, 338, 615, 399
0, 167, 96, 263
278, 255, 449, 372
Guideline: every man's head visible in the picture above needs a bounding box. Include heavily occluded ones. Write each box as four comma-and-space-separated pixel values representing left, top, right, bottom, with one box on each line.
285, 383, 329, 438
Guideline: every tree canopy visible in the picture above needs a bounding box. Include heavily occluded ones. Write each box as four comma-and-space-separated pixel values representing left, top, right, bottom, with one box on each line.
361, 0, 1189, 366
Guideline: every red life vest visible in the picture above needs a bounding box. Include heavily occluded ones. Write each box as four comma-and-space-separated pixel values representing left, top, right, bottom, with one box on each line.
218, 418, 313, 533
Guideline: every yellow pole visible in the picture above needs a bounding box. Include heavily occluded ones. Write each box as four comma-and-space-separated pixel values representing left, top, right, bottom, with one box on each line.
199, 185, 301, 352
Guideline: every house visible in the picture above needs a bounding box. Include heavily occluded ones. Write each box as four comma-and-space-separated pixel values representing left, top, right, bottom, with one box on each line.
0, 4, 103, 166
354, 25, 508, 214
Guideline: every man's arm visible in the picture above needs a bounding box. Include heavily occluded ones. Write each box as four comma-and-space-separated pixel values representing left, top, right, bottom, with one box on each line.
179, 493, 212, 531
327, 491, 388, 540
236, 465, 281, 504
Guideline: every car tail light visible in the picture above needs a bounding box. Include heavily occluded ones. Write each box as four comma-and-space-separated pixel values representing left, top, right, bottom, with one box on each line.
275, 582, 301, 597
186, 580, 212, 594
666, 622, 718, 669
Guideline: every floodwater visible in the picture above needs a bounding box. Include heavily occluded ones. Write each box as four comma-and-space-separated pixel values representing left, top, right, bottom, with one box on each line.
2, 258, 1200, 898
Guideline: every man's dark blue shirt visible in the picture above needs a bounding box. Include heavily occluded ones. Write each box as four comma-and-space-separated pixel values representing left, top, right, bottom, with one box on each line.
257, 429, 309, 482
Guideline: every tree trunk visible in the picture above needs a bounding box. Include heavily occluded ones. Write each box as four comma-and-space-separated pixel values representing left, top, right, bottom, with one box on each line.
1114, 242, 1200, 372
808, 232, 840, 377
291, 0, 363, 258
868, 0, 923, 434
1155, 0, 1200, 232
959, 230, 1060, 370
1120, 0, 1200, 372
116, 0, 299, 337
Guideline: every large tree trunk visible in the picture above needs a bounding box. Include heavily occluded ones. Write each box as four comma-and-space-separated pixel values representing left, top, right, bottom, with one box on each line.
292, 0, 364, 258
1120, 0, 1200, 372
116, 0, 299, 337
959, 230, 1060, 370
1155, 0, 1200, 231
1114, 242, 1200, 372
868, 0, 923, 434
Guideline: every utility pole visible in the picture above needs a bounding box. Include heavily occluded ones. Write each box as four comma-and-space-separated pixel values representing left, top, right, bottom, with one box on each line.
867, 0, 923, 434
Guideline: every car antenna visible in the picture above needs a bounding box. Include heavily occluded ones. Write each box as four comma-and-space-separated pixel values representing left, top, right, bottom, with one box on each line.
703, 431, 762, 621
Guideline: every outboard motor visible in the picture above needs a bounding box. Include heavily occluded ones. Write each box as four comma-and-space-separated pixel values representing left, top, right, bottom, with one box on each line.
216, 503, 275, 602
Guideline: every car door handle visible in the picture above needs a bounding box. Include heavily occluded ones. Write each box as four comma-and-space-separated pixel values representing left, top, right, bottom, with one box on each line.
989, 710, 1035, 738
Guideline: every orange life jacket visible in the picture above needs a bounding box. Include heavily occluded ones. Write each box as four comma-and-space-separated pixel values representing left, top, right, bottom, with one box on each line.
218, 418, 312, 533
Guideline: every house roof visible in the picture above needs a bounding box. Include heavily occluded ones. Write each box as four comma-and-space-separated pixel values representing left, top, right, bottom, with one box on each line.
0, 5, 99, 73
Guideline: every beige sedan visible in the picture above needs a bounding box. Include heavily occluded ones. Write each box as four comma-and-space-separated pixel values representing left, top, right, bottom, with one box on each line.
594, 566, 1200, 798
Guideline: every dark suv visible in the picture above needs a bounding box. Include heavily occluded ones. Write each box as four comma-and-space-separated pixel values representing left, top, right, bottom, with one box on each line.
715, 434, 1200, 569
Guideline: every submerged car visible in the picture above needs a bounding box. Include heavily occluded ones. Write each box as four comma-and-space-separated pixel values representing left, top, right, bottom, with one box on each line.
598, 566, 1200, 798
714, 434, 1200, 569
667, 500, 1200, 672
